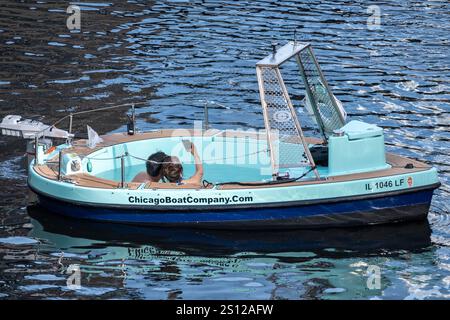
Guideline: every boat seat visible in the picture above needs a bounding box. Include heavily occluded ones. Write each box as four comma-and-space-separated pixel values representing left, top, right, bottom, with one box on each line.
34, 165, 58, 179
340, 120, 383, 140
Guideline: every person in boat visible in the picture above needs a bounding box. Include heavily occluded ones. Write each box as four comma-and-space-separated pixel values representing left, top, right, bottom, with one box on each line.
132, 141, 203, 186
132, 151, 167, 183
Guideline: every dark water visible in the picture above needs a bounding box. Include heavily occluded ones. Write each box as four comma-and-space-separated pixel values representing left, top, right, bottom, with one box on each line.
0, 0, 449, 299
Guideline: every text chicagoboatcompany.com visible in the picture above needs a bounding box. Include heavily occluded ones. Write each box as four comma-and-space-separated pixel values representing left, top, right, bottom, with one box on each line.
128, 195, 254, 205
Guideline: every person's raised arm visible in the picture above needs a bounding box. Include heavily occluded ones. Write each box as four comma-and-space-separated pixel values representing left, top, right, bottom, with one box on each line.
183, 142, 203, 185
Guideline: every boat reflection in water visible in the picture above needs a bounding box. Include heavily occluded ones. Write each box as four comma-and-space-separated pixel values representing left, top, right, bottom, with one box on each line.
28, 205, 432, 257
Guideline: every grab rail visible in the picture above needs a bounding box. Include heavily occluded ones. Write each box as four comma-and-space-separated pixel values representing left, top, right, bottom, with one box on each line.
120, 154, 125, 188
58, 150, 63, 181
38, 102, 147, 140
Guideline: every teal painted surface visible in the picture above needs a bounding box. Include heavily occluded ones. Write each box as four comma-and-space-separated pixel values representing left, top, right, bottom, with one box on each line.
97, 163, 271, 183
77, 135, 271, 178
328, 121, 389, 176
28, 160, 439, 209
339, 120, 383, 140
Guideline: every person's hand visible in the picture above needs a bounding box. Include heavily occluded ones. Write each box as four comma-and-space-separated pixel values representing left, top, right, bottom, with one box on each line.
189, 142, 196, 155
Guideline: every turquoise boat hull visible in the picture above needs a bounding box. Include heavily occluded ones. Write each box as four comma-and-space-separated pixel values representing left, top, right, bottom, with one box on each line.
31, 185, 437, 229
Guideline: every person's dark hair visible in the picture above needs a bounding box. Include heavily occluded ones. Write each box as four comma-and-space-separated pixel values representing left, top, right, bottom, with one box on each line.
161, 156, 183, 183
146, 151, 168, 178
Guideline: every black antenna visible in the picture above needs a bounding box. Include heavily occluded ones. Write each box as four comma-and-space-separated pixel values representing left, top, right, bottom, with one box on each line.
271, 41, 278, 56
127, 104, 136, 135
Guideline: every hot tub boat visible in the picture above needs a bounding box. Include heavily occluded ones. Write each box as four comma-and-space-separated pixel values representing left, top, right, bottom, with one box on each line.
2, 42, 440, 229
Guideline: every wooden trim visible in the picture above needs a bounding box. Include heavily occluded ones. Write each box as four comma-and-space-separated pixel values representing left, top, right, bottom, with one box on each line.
218, 153, 430, 190
34, 165, 58, 180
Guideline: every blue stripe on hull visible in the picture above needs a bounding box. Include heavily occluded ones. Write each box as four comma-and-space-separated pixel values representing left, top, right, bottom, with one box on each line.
36, 189, 434, 226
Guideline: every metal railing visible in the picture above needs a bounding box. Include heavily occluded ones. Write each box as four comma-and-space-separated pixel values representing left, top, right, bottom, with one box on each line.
58, 150, 63, 181
33, 102, 146, 169
120, 154, 125, 188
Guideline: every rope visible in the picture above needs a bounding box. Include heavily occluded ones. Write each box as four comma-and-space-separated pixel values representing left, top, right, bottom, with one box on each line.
84, 148, 269, 164
83, 153, 168, 163
128, 153, 178, 165
85, 152, 181, 164
71, 147, 431, 171
390, 164, 430, 169
203, 165, 318, 187
83, 153, 125, 161
37, 102, 147, 139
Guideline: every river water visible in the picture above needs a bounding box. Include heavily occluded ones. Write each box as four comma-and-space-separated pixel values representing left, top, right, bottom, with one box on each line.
0, 0, 449, 299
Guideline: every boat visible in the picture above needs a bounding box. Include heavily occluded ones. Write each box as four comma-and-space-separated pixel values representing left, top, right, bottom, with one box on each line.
2, 41, 440, 229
